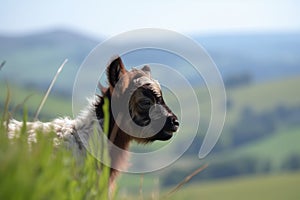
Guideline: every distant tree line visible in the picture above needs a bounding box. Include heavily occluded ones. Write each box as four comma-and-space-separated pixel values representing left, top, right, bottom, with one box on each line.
231, 105, 300, 147
161, 104, 300, 186
224, 72, 253, 88
162, 153, 300, 187
184, 104, 300, 155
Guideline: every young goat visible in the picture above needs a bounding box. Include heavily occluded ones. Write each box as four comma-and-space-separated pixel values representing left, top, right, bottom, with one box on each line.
7, 56, 179, 190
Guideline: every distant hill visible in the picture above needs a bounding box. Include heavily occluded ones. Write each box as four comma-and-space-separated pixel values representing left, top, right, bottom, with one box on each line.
0, 30, 100, 95
195, 33, 300, 81
1, 31, 300, 187
1, 30, 300, 94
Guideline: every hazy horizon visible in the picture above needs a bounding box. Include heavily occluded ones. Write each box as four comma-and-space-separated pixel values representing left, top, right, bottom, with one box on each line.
1, 0, 300, 38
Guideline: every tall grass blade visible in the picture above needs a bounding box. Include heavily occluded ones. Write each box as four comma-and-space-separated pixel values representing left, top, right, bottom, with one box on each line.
164, 164, 208, 199
34, 59, 68, 121
0, 60, 5, 71
1, 84, 11, 129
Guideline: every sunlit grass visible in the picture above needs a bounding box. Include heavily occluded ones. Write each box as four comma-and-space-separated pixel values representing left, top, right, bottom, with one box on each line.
0, 93, 111, 200
0, 82, 72, 120
168, 171, 300, 200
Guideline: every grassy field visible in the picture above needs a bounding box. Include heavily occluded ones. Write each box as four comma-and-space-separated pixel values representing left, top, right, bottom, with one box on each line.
0, 95, 112, 200
161, 76, 300, 132
229, 77, 300, 111
1, 75, 300, 122
117, 171, 300, 200
228, 128, 300, 169
226, 76, 300, 124
0, 82, 72, 120
116, 126, 300, 195
205, 127, 300, 169
1, 75, 300, 199
167, 171, 300, 200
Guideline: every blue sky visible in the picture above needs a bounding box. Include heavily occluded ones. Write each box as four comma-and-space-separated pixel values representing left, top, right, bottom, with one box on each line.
1, 0, 300, 38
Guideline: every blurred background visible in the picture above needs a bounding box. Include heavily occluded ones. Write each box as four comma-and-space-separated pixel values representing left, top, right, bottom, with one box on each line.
1, 0, 300, 199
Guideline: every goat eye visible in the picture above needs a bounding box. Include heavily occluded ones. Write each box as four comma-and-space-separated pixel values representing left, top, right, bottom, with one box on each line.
138, 99, 152, 109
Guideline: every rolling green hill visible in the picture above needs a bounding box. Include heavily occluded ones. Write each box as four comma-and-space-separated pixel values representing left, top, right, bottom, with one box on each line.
118, 76, 300, 191
1, 30, 300, 94
117, 171, 300, 200
118, 126, 300, 193
220, 128, 300, 169
1, 69, 300, 194
228, 76, 300, 115
0, 30, 100, 95
2, 29, 300, 199
168, 171, 300, 200
0, 83, 72, 120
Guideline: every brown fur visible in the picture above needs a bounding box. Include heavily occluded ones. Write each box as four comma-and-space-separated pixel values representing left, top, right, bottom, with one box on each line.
95, 56, 179, 189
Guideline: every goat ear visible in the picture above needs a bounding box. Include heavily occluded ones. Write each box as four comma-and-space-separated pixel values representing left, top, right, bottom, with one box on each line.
107, 56, 127, 87
141, 65, 151, 77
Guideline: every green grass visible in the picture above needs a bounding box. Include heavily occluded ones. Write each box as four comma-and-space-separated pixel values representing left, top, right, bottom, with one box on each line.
168, 171, 300, 200
229, 77, 300, 111
0, 82, 72, 120
0, 98, 111, 200
206, 127, 300, 170
113, 77, 300, 195
117, 172, 300, 200
227, 76, 300, 123
172, 76, 300, 126
2, 75, 300, 124
2, 74, 300, 198
230, 128, 300, 169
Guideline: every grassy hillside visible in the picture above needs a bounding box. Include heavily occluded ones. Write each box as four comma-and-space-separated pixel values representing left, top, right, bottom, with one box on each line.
197, 32, 300, 81
168, 171, 300, 200
228, 76, 300, 111
197, 126, 300, 174
224, 128, 300, 169
164, 75, 300, 127
1, 70, 300, 196
0, 30, 100, 93
118, 172, 300, 199
119, 76, 300, 192
0, 83, 72, 120
1, 30, 300, 93
2, 30, 300, 199
117, 126, 300, 194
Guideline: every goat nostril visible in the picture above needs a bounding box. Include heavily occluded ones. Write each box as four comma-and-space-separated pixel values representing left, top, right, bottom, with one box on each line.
172, 119, 179, 127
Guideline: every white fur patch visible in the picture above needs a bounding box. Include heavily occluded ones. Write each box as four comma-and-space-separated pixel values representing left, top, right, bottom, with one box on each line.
6, 98, 101, 158
7, 117, 76, 145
